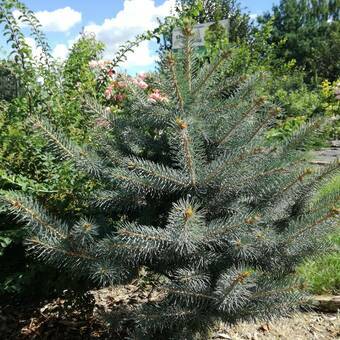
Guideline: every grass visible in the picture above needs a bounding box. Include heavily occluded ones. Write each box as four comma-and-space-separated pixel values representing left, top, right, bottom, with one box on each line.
297, 174, 340, 295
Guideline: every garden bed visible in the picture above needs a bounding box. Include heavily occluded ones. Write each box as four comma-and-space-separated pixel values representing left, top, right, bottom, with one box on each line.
1, 288, 339, 339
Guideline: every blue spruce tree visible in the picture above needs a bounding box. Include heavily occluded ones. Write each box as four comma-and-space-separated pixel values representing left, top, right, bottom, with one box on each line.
0, 5, 339, 338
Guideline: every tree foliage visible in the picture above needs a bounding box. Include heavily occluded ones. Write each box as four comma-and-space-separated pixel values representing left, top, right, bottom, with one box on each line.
155, 0, 251, 52
259, 0, 340, 82
177, 0, 251, 42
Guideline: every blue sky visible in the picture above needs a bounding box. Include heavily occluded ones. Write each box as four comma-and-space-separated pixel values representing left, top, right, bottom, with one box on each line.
1, 0, 279, 74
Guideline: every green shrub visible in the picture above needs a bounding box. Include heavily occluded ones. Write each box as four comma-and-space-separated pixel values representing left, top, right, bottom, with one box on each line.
0, 1, 105, 296
266, 78, 340, 145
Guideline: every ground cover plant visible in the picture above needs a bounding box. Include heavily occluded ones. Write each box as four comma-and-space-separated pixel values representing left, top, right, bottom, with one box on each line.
1, 9, 339, 338
297, 174, 340, 295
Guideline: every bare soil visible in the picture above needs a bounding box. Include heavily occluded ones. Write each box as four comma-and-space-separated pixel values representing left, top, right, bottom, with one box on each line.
212, 312, 339, 339
0, 287, 339, 339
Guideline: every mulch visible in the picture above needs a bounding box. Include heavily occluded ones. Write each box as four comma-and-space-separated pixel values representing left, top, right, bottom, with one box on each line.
1, 288, 339, 339
0, 294, 110, 339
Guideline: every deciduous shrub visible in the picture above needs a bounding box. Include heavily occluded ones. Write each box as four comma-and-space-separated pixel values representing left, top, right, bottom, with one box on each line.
0, 0, 105, 296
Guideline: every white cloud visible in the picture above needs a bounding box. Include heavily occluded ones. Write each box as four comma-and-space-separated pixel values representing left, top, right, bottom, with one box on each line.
84, 0, 175, 69
121, 41, 158, 68
51, 36, 81, 60
249, 13, 258, 20
24, 37, 43, 60
14, 7, 81, 32
52, 44, 69, 60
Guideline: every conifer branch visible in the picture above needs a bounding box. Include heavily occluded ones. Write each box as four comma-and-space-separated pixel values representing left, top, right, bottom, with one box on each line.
192, 53, 227, 97
250, 285, 301, 300
305, 190, 340, 215
183, 30, 193, 92
27, 237, 96, 261
125, 157, 188, 191
167, 53, 184, 112
205, 147, 271, 184
221, 271, 252, 296
31, 116, 75, 159
118, 229, 169, 243
177, 122, 197, 187
113, 173, 159, 194
205, 220, 244, 242
1, 192, 67, 239
293, 161, 340, 211
245, 107, 279, 145
217, 97, 267, 146
238, 167, 289, 186
31, 116, 104, 177
167, 287, 214, 301
285, 209, 338, 245
277, 168, 314, 196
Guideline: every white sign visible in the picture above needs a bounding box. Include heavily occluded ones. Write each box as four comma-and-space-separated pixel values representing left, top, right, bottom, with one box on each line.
172, 19, 229, 50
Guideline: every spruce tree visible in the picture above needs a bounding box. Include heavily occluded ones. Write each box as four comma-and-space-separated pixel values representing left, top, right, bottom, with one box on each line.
0, 26, 339, 338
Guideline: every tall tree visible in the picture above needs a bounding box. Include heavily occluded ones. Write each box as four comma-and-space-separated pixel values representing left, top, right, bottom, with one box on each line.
259, 0, 340, 82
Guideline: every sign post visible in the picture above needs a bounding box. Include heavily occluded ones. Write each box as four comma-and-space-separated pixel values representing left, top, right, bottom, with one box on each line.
172, 19, 229, 50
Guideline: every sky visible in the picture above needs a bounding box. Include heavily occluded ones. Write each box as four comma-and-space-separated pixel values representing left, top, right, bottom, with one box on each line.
0, 0, 280, 74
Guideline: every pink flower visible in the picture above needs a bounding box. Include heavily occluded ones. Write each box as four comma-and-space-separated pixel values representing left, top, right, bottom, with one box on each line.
148, 89, 168, 103
97, 60, 106, 69
89, 60, 98, 69
108, 68, 115, 78
104, 86, 113, 100
114, 93, 126, 102
89, 60, 111, 70
138, 73, 147, 80
131, 77, 149, 90
138, 80, 148, 89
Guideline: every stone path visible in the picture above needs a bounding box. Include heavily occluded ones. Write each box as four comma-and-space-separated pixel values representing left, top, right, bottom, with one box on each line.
311, 140, 340, 165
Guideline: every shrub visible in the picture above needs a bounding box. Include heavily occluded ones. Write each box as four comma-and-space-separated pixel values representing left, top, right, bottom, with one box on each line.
1, 20, 339, 338
266, 76, 340, 144
0, 1, 105, 296
0, 61, 19, 101
0, 0, 154, 297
